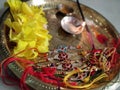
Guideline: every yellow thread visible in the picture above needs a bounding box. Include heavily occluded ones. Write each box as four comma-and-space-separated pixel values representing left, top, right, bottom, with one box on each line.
64, 69, 108, 89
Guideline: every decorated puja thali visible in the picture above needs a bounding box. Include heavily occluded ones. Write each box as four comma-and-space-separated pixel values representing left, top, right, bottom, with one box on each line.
0, 0, 120, 90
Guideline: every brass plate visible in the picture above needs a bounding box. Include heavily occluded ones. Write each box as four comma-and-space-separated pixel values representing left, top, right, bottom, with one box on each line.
0, 0, 120, 90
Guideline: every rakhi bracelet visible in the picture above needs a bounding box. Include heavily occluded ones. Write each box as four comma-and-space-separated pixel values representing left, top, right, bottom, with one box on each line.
98, 47, 117, 71
63, 69, 108, 89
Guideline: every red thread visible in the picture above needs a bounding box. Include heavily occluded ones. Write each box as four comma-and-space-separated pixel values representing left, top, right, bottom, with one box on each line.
20, 66, 34, 90
34, 67, 63, 86
0, 56, 63, 90
1, 57, 19, 86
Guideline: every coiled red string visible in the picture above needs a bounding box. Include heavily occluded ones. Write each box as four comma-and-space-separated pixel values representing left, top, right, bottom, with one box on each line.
0, 48, 62, 90
0, 57, 34, 90
0, 48, 36, 90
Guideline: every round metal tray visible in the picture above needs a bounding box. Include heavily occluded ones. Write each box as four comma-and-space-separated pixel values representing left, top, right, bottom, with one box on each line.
0, 0, 120, 90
